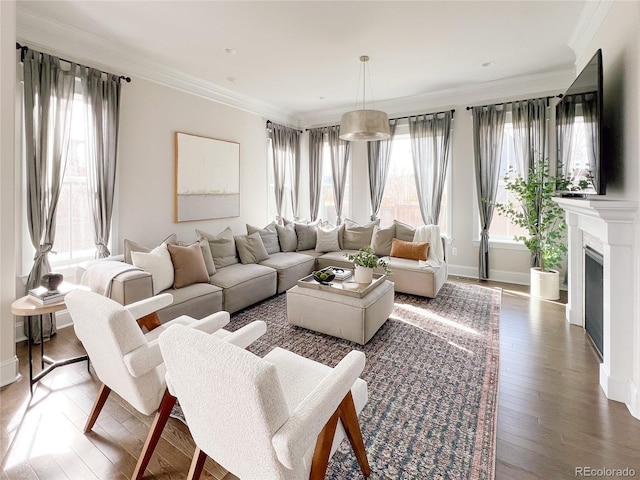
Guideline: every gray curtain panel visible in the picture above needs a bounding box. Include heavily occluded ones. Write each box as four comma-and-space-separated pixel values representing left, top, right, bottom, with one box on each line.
556, 96, 575, 182
582, 93, 599, 190
308, 128, 324, 222
472, 105, 506, 280
80, 67, 121, 258
269, 123, 301, 221
511, 98, 547, 176
408, 111, 453, 225
23, 50, 77, 342
367, 120, 397, 221
326, 125, 351, 224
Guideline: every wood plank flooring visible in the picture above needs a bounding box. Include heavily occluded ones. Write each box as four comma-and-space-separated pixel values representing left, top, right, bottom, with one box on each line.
2, 279, 639, 479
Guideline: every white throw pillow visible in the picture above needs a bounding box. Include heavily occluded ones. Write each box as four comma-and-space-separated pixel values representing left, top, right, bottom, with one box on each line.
131, 244, 174, 295
315, 224, 341, 253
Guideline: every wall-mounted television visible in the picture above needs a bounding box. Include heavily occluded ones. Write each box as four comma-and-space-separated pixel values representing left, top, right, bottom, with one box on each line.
556, 49, 604, 195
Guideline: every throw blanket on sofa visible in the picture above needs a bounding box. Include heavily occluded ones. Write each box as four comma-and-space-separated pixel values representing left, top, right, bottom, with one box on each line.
81, 261, 142, 297
414, 225, 445, 268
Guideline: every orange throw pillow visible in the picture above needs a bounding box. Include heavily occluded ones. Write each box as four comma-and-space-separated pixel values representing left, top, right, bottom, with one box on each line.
389, 238, 430, 261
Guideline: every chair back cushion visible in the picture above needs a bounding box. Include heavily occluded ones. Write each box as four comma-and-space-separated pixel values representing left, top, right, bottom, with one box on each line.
65, 290, 165, 415
159, 325, 294, 478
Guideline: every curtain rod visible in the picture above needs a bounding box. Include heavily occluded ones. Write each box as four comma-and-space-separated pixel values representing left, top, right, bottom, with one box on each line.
16, 42, 132, 83
465, 94, 562, 111
303, 109, 456, 131
265, 120, 303, 133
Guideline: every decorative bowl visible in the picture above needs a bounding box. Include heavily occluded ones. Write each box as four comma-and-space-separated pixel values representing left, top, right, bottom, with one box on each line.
312, 268, 335, 285
40, 272, 63, 291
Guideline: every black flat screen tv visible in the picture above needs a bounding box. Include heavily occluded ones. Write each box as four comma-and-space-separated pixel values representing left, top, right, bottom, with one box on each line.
555, 49, 604, 195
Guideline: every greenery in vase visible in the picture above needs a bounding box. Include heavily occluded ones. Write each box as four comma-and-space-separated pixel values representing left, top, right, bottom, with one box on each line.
493, 158, 567, 272
345, 246, 391, 275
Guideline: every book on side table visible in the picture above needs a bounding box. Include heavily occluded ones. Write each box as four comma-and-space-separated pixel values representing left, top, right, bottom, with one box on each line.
28, 282, 76, 305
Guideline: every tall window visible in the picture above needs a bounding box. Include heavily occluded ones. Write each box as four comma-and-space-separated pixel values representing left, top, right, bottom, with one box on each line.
320, 141, 350, 224
379, 132, 449, 235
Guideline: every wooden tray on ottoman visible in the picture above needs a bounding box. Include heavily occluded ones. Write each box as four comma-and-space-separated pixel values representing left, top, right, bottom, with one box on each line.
296, 272, 386, 299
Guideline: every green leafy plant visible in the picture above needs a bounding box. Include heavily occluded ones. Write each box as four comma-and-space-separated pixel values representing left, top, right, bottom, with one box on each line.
493, 158, 567, 272
344, 246, 391, 275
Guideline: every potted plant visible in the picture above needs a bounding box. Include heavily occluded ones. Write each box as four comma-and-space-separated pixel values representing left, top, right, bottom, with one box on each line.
493, 158, 567, 300
345, 246, 391, 284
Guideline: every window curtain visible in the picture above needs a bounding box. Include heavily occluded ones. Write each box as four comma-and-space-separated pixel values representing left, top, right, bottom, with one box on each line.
326, 125, 351, 224
367, 120, 397, 221
511, 98, 547, 176
23, 50, 77, 342
556, 96, 575, 181
472, 105, 506, 280
80, 67, 121, 258
308, 128, 324, 222
408, 111, 453, 225
582, 93, 599, 190
269, 123, 301, 221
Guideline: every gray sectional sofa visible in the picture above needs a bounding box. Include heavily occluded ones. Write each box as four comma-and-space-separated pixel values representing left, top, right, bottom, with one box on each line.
77, 219, 447, 324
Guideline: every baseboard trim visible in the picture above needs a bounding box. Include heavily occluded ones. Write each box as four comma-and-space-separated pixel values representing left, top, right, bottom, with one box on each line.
0, 356, 20, 387
447, 265, 530, 286
626, 381, 640, 420
15, 310, 73, 344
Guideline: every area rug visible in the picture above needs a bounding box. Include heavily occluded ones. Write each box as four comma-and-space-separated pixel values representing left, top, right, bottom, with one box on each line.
172, 280, 501, 479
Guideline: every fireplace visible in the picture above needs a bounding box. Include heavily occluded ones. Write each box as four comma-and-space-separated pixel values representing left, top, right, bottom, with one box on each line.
584, 247, 603, 358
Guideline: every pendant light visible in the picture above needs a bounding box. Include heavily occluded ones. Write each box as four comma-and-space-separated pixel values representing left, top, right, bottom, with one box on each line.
340, 55, 391, 141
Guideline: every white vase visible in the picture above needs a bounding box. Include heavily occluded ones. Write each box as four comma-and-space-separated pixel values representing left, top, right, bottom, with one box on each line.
354, 265, 373, 284
530, 267, 560, 300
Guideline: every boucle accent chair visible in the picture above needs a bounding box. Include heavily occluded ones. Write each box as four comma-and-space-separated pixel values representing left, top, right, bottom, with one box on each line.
65, 290, 267, 480
158, 325, 371, 480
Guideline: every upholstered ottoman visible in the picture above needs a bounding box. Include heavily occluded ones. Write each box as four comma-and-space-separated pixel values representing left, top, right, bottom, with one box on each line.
286, 280, 394, 345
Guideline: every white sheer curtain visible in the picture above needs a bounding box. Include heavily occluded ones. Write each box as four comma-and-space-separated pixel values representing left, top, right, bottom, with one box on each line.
269, 123, 301, 221
326, 125, 350, 224
367, 120, 397, 221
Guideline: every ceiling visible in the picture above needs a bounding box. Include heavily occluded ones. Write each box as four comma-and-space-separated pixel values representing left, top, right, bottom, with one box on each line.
16, 1, 598, 126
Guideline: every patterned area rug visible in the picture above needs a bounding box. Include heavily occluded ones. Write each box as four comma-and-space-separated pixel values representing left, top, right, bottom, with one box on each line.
171, 281, 501, 479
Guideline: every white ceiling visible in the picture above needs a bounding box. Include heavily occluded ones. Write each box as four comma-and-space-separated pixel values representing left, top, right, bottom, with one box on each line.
16, 1, 600, 126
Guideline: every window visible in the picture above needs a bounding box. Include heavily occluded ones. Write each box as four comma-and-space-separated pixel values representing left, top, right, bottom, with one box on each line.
320, 141, 350, 224
379, 130, 449, 235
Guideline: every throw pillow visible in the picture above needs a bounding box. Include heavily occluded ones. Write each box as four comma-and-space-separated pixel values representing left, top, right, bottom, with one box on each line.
131, 244, 174, 295
124, 233, 177, 264
321, 221, 345, 249
295, 221, 319, 251
178, 239, 216, 276
371, 224, 396, 256
389, 238, 430, 261
167, 242, 210, 289
315, 224, 341, 253
275, 223, 297, 252
343, 219, 379, 250
394, 220, 416, 242
196, 227, 239, 269
235, 232, 270, 264
247, 222, 280, 254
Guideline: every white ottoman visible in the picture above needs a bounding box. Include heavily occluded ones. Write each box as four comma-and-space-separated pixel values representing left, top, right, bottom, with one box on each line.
286, 280, 394, 345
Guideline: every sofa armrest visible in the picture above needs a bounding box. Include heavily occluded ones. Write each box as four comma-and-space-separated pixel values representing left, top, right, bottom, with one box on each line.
110, 270, 154, 305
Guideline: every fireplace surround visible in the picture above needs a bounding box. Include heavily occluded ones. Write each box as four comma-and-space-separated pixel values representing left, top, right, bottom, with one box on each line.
554, 197, 638, 418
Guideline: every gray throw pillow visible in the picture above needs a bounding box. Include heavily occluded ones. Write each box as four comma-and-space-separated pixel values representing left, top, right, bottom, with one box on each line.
124, 233, 178, 264
275, 223, 297, 252
235, 232, 270, 264
315, 224, 341, 253
394, 220, 416, 242
247, 222, 280, 254
295, 221, 319, 251
343, 219, 378, 250
371, 224, 396, 256
196, 227, 239, 269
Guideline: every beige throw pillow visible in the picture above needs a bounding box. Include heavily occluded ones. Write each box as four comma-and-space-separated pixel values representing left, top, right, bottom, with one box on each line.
247, 222, 280, 254
371, 224, 396, 256
295, 221, 319, 251
394, 220, 416, 242
167, 242, 210, 288
196, 227, 239, 269
131, 244, 174, 295
275, 223, 297, 252
343, 219, 378, 250
235, 232, 270, 264
315, 224, 341, 253
124, 233, 177, 264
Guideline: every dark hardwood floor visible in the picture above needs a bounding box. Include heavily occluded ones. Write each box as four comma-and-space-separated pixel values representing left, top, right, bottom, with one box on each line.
2, 279, 639, 479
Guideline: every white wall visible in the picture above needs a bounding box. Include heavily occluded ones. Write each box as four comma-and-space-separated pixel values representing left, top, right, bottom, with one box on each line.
117, 79, 269, 248
0, 0, 19, 387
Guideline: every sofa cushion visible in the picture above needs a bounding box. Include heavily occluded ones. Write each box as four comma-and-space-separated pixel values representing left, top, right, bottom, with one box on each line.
124, 233, 177, 264
259, 252, 315, 293
390, 238, 429, 261
343, 219, 378, 250
295, 221, 319, 251
315, 224, 341, 253
394, 220, 416, 242
196, 227, 239, 269
371, 224, 396, 256
247, 222, 280, 254
235, 232, 270, 264
131, 244, 174, 295
209, 263, 277, 313
316, 250, 361, 271
275, 223, 297, 252
155, 283, 223, 324
167, 242, 210, 289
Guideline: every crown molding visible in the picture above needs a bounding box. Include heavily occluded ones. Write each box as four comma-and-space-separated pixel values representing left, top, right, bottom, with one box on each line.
298, 68, 576, 128
16, 9, 299, 126
569, 0, 614, 67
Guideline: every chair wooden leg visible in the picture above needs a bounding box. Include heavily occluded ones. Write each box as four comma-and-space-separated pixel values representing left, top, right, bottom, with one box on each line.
85, 383, 111, 433
187, 447, 208, 480
131, 389, 176, 480
310, 409, 340, 480
338, 391, 371, 477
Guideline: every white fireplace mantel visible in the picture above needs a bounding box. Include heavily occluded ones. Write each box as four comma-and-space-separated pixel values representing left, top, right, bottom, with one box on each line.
554, 197, 638, 416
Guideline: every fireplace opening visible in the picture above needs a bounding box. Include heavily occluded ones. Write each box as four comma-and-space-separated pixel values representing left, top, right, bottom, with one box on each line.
584, 247, 603, 359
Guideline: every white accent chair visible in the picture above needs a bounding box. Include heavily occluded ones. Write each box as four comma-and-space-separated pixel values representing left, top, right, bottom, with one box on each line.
64, 289, 267, 480
158, 324, 371, 480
